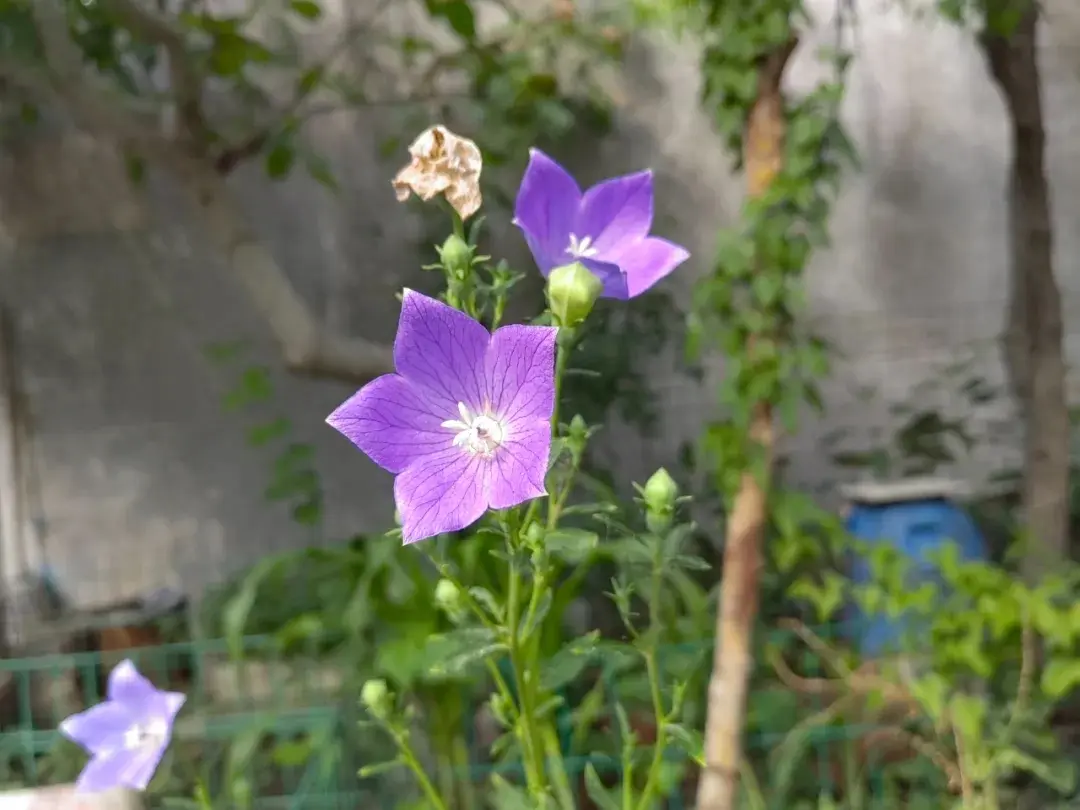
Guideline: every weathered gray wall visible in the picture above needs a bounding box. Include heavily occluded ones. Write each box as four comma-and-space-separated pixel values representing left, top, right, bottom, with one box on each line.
2, 0, 1080, 605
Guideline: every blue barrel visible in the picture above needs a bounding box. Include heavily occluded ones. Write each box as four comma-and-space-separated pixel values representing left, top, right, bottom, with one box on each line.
842, 479, 987, 656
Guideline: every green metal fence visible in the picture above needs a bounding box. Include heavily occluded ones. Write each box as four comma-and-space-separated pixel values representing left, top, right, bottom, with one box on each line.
0, 633, 946, 810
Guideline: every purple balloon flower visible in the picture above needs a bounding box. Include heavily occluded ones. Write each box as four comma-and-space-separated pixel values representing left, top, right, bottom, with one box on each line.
59, 659, 185, 793
327, 289, 557, 543
512, 149, 691, 300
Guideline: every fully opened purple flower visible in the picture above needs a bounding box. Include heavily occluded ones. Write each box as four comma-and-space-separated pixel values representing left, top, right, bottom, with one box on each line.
60, 659, 185, 793
513, 149, 690, 299
327, 290, 557, 543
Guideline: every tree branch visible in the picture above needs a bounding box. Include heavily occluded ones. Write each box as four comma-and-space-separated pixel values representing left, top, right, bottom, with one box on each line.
95, 0, 210, 145
9, 0, 394, 385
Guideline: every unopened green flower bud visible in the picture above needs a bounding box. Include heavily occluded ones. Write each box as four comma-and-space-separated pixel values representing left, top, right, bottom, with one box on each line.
566, 414, 590, 461
434, 578, 462, 612
489, 693, 513, 728
643, 467, 679, 533
546, 262, 602, 327
438, 234, 473, 279
524, 523, 545, 550
361, 678, 392, 719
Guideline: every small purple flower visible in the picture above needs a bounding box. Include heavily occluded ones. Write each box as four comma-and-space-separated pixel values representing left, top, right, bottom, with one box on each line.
59, 659, 185, 793
512, 149, 691, 300
327, 289, 557, 544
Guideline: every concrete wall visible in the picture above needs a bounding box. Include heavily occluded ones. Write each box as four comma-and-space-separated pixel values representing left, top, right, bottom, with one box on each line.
2, 0, 1080, 605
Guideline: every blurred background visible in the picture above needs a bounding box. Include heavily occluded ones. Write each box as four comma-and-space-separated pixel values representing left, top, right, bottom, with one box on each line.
0, 0, 1079, 805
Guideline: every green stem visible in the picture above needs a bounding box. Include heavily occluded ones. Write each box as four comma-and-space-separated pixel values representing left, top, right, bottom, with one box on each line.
452, 734, 476, 810
541, 724, 578, 810
635, 552, 668, 810
546, 336, 571, 529
506, 550, 546, 792
551, 333, 569, 431
396, 729, 450, 810
635, 651, 667, 810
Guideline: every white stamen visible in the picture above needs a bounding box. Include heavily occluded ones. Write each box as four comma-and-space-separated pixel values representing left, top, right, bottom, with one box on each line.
566, 233, 599, 259
123, 718, 168, 751
441, 402, 506, 458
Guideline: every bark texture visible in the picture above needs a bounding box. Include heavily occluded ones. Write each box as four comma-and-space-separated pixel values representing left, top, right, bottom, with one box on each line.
980, 2, 1069, 575
694, 40, 795, 810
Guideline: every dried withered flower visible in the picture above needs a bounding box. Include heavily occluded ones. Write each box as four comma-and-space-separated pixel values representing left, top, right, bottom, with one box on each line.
391, 125, 483, 220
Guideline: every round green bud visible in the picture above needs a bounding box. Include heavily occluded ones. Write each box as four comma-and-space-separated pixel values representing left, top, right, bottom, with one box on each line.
361, 678, 391, 719
643, 468, 679, 533
546, 262, 603, 327
439, 234, 473, 278
434, 578, 461, 611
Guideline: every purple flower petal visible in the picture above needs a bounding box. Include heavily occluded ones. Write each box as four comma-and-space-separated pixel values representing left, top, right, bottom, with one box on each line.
60, 702, 133, 754
512, 151, 689, 299
513, 149, 582, 271
486, 325, 558, 426
394, 446, 488, 543
75, 746, 166, 794
577, 171, 653, 257
581, 258, 630, 300
614, 237, 691, 298
394, 289, 489, 414
327, 374, 453, 474
106, 660, 156, 707
75, 753, 130, 794
147, 691, 186, 727
490, 421, 550, 509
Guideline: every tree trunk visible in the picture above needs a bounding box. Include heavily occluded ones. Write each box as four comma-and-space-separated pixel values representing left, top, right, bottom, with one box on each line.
695, 41, 795, 810
979, 2, 1069, 575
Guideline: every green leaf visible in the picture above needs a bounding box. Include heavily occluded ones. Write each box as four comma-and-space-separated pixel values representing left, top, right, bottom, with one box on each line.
222, 554, 286, 657
489, 774, 541, 810
433, 643, 507, 679
292, 498, 322, 526
224, 366, 273, 410
266, 141, 296, 179
947, 692, 986, 743
272, 736, 314, 767
583, 763, 619, 810
296, 66, 324, 94
544, 528, 599, 564
358, 759, 405, 778
203, 340, 247, 364
225, 725, 266, 778
426, 0, 476, 40
1041, 658, 1080, 699
423, 627, 503, 679
124, 153, 146, 186
289, 0, 322, 19
209, 32, 273, 76
468, 586, 503, 621
540, 631, 599, 691
665, 724, 704, 765
275, 612, 323, 649
993, 748, 1076, 793
246, 418, 291, 447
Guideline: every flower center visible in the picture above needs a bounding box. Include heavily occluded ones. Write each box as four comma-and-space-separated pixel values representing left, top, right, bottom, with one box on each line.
566, 233, 599, 259
442, 402, 506, 459
123, 718, 168, 751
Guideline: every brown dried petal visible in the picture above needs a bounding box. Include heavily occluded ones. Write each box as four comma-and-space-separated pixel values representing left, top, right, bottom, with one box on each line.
391, 125, 483, 220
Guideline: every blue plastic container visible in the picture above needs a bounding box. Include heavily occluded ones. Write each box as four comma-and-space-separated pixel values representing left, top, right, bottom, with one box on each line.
842, 479, 988, 656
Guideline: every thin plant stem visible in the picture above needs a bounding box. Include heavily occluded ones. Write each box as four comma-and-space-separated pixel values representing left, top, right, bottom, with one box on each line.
396, 730, 451, 810
506, 543, 546, 792
635, 547, 669, 810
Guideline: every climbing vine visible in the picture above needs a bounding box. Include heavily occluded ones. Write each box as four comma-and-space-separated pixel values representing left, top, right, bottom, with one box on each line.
634, 0, 860, 806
